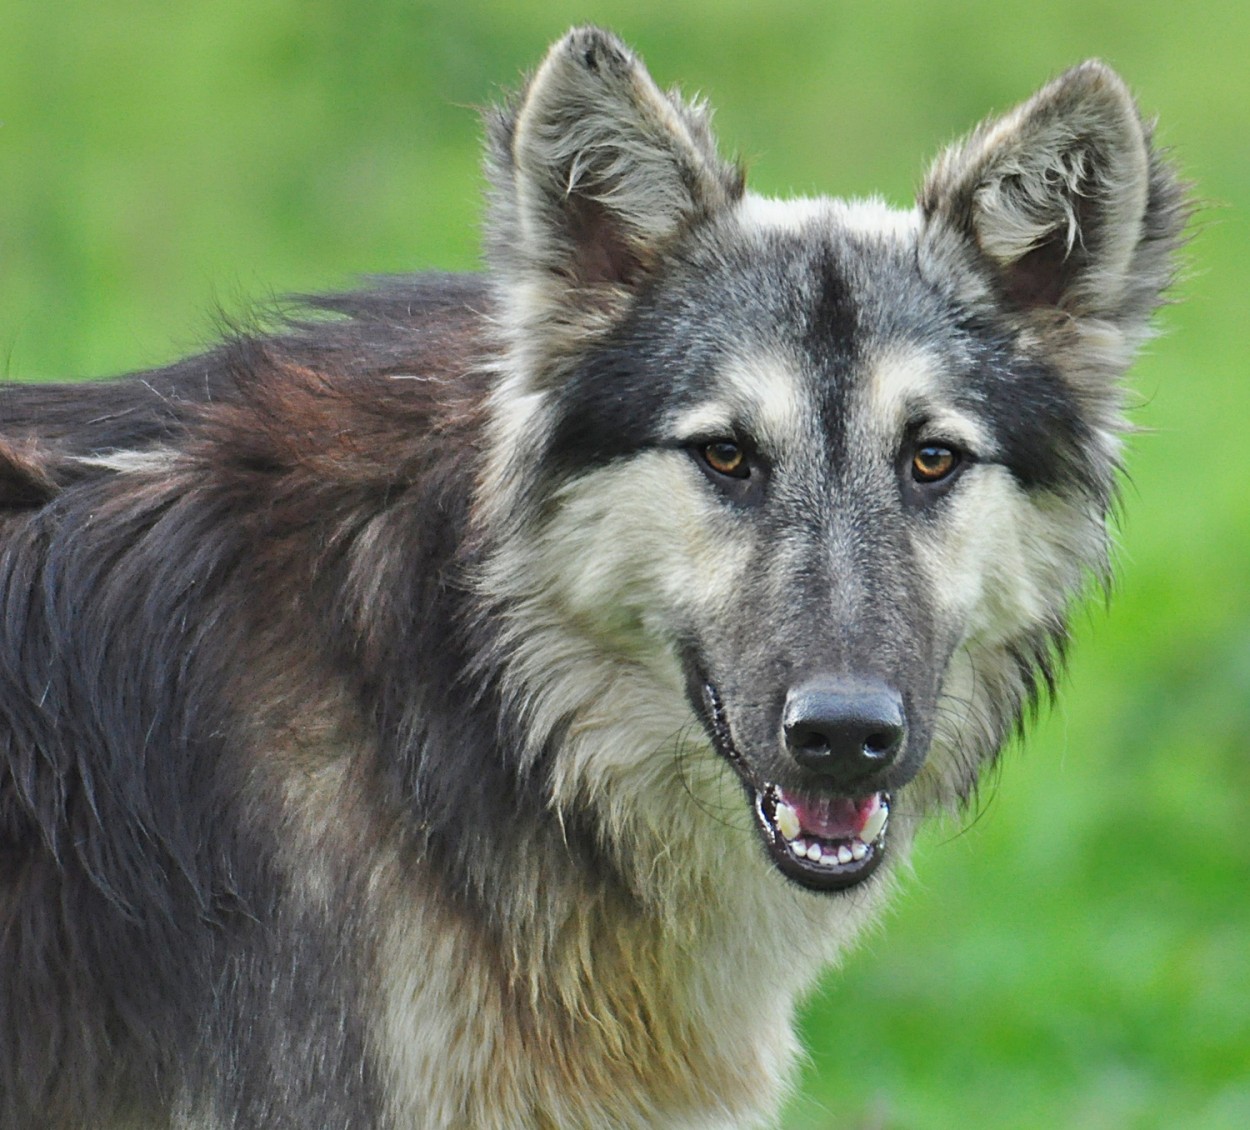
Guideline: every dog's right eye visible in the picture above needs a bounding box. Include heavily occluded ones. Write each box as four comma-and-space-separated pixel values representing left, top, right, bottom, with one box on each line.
700, 440, 750, 480
911, 444, 960, 483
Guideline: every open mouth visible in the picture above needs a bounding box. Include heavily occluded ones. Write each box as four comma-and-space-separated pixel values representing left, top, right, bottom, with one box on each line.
754, 785, 889, 891
698, 679, 891, 892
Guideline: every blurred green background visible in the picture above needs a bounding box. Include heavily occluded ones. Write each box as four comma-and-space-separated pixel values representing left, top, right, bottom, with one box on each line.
2, 1, 1246, 1126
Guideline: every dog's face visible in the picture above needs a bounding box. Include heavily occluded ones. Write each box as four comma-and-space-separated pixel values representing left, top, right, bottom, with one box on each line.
478, 29, 1183, 895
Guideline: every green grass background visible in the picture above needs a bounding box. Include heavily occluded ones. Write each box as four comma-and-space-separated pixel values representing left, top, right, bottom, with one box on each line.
2, 2, 1246, 1126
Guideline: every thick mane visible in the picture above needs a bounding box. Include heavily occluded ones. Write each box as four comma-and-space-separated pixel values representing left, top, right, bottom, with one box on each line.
1, 270, 496, 878
0, 274, 504, 1124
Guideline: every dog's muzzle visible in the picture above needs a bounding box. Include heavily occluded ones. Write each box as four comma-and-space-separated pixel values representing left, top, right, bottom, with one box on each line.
697, 677, 903, 892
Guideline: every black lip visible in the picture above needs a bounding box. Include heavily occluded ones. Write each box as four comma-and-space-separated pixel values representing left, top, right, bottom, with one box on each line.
693, 677, 890, 893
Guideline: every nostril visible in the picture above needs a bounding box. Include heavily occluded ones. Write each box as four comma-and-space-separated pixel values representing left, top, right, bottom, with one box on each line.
787, 724, 831, 757
863, 728, 902, 759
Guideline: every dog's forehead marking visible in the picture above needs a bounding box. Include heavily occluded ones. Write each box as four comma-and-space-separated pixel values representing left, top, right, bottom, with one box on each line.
736, 193, 831, 235
666, 351, 813, 453
737, 192, 919, 243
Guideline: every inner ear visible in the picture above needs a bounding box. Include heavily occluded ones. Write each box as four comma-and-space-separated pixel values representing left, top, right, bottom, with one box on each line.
992, 173, 1096, 308
1004, 240, 1066, 307
487, 27, 742, 304
920, 60, 1153, 318
564, 194, 647, 289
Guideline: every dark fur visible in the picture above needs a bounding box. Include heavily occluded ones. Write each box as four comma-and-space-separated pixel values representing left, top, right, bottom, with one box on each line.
0, 276, 504, 1126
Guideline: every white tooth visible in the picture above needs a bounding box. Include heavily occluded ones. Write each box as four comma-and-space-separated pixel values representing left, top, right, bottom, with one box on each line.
805, 842, 822, 862
791, 839, 808, 857
860, 802, 888, 844
774, 800, 801, 841
836, 844, 853, 865
850, 841, 868, 862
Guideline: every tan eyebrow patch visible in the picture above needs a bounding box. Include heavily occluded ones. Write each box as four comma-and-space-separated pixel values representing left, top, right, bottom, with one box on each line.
864, 347, 994, 453
667, 351, 812, 455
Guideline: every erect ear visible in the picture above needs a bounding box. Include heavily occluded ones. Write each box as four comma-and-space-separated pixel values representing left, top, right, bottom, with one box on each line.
485, 27, 743, 357
920, 61, 1186, 331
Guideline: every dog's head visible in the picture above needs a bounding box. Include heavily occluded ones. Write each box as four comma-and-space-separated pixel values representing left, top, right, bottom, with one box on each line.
477, 29, 1186, 895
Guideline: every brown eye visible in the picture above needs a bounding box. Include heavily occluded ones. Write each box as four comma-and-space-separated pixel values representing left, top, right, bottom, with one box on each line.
912, 444, 959, 483
702, 440, 749, 479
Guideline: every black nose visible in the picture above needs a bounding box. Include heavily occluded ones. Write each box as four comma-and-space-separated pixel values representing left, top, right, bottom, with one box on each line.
782, 679, 906, 784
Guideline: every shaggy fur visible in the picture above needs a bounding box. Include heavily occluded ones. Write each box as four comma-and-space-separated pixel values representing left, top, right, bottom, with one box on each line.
0, 28, 1185, 1129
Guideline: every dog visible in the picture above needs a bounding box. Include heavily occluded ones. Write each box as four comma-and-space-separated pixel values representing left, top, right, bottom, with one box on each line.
0, 27, 1185, 1130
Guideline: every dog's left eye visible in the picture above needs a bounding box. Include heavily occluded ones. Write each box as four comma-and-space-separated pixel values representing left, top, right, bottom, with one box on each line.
911, 444, 960, 484
700, 440, 750, 479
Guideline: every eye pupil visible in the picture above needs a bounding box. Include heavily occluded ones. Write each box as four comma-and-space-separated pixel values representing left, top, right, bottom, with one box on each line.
912, 445, 957, 483
703, 441, 747, 478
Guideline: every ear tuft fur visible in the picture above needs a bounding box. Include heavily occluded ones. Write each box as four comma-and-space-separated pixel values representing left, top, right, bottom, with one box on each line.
484, 27, 743, 368
920, 60, 1188, 329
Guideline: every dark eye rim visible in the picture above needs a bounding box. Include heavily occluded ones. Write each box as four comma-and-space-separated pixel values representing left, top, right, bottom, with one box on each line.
699, 439, 750, 480
681, 434, 768, 502
685, 436, 755, 482
910, 443, 961, 484
901, 437, 974, 500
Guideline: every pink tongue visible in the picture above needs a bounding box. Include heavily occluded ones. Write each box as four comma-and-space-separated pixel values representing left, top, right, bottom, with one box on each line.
785, 791, 878, 840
